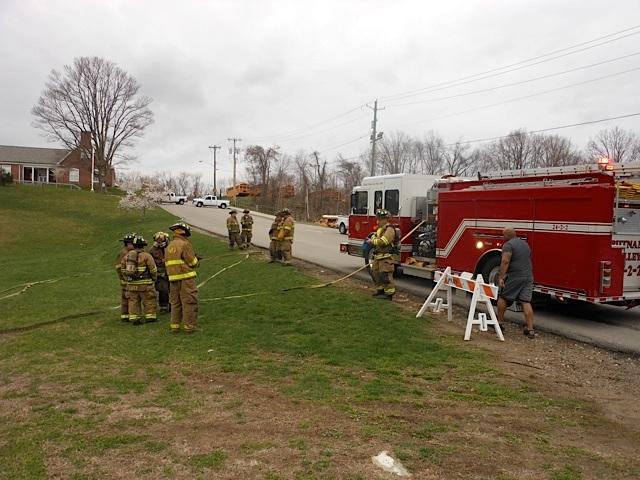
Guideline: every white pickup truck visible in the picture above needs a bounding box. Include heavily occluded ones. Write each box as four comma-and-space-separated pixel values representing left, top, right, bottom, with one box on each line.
192, 194, 229, 208
163, 192, 188, 205
336, 215, 349, 235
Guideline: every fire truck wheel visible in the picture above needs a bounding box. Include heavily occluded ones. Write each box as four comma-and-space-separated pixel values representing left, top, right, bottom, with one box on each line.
338, 222, 347, 235
480, 255, 501, 285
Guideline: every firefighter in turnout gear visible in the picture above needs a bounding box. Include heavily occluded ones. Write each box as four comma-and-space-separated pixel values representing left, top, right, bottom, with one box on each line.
116, 233, 136, 321
268, 212, 283, 262
149, 231, 170, 313
166, 222, 199, 333
122, 235, 158, 324
240, 209, 254, 245
366, 209, 397, 300
278, 208, 295, 265
226, 210, 245, 249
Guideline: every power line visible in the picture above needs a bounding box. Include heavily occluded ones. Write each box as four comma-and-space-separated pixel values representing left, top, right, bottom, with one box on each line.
273, 112, 370, 145
386, 51, 640, 108
443, 112, 640, 147
251, 103, 367, 143
380, 25, 640, 103
406, 66, 640, 129
246, 25, 640, 150
317, 135, 369, 154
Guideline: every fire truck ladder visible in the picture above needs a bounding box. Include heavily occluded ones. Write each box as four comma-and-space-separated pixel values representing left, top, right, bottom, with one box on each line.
482, 163, 640, 180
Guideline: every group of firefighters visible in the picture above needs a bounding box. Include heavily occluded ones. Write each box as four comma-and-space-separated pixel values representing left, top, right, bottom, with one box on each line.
116, 206, 534, 338
116, 221, 199, 333
116, 207, 297, 333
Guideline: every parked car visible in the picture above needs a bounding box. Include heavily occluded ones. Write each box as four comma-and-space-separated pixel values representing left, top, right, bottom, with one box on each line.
163, 192, 187, 205
336, 215, 349, 235
192, 194, 229, 208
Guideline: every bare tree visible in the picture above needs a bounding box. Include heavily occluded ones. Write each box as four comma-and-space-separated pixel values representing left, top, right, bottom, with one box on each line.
175, 172, 191, 196
311, 151, 329, 212
587, 127, 640, 164
294, 151, 311, 220
378, 131, 415, 174
536, 135, 582, 167
32, 56, 153, 187
190, 173, 204, 198
244, 145, 279, 197
444, 141, 473, 176
485, 129, 542, 170
336, 155, 365, 193
417, 131, 446, 174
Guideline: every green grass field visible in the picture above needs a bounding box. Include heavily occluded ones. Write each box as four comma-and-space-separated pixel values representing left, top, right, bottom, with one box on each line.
1, 185, 638, 480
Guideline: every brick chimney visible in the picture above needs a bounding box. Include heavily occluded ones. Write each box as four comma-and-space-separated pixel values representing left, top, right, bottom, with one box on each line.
80, 131, 92, 150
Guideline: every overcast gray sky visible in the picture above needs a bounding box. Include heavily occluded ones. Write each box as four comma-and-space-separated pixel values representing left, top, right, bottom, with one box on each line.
1, 0, 639, 187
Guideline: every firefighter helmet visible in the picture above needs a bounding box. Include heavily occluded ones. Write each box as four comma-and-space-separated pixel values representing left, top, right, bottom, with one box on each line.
229, 210, 237, 215
122, 233, 137, 244
169, 222, 192, 236
375, 209, 391, 218
153, 231, 169, 246
281, 208, 291, 215
132, 235, 147, 248
243, 209, 250, 214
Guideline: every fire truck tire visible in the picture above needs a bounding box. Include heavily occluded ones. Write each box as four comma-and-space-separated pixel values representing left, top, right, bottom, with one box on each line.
338, 222, 347, 235
480, 255, 501, 285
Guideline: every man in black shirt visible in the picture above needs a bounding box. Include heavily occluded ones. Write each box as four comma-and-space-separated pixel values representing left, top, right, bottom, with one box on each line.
497, 227, 536, 338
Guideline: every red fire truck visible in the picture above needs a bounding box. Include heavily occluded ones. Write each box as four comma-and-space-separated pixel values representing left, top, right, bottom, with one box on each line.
340, 163, 640, 306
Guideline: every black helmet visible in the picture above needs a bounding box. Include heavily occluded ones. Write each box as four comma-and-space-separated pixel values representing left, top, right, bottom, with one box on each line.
122, 232, 137, 244
132, 235, 147, 248
243, 209, 250, 214
375, 209, 390, 218
169, 221, 191, 236
281, 208, 290, 215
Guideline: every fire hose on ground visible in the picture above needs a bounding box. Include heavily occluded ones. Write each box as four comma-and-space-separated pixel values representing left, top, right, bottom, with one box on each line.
0, 221, 428, 335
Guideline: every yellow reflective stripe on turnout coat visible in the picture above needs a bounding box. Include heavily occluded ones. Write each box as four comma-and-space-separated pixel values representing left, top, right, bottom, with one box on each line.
165, 235, 198, 282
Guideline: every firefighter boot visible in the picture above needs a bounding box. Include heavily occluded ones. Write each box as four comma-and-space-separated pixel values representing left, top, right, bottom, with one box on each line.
372, 289, 385, 297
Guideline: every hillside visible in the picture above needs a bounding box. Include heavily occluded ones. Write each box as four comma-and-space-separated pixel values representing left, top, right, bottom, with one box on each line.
1, 185, 639, 479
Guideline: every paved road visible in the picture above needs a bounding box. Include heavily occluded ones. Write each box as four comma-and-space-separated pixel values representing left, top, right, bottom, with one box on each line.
163, 204, 640, 355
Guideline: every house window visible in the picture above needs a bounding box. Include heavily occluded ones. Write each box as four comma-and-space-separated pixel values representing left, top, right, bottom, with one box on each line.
69, 168, 80, 182
0, 165, 10, 175
23, 166, 33, 182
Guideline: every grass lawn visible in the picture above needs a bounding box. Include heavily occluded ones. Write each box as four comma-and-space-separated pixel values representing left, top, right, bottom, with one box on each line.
1, 185, 639, 479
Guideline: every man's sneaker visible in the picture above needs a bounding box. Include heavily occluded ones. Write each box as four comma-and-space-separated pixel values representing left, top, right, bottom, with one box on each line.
372, 290, 385, 297
523, 328, 536, 339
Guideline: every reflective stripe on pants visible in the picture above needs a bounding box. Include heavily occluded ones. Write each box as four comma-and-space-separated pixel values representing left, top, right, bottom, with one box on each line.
169, 277, 198, 331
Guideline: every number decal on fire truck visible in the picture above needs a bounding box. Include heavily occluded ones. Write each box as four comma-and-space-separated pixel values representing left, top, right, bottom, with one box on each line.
625, 265, 640, 276
551, 224, 569, 231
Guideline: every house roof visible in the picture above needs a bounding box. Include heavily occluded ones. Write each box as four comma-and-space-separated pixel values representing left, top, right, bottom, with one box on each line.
0, 145, 71, 166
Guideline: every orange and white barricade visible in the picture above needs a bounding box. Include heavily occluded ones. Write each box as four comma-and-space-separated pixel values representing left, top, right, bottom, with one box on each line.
416, 267, 504, 341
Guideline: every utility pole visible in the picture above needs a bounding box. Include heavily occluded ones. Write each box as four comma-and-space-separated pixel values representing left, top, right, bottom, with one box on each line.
366, 99, 384, 176
227, 138, 241, 205
208, 145, 220, 195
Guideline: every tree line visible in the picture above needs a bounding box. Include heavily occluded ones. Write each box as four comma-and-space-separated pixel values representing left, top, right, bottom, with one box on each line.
119, 125, 640, 220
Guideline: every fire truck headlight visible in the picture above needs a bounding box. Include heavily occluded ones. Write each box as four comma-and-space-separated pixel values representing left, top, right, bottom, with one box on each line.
475, 241, 484, 249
